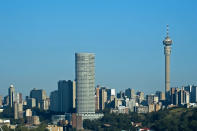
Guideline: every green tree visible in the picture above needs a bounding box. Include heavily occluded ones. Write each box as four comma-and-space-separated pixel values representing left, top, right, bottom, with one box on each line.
1, 125, 11, 131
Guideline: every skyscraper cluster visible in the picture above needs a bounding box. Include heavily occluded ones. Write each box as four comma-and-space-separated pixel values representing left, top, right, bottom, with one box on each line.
169, 85, 197, 106
29, 88, 49, 110
0, 26, 197, 130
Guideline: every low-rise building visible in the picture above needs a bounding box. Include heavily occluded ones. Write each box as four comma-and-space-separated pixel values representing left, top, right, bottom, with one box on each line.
25, 109, 32, 117
148, 104, 155, 112
72, 114, 83, 130
118, 106, 129, 114
46, 125, 63, 131
27, 116, 40, 125
0, 119, 10, 126
0, 109, 3, 113
135, 106, 148, 113
155, 103, 162, 111
52, 115, 66, 125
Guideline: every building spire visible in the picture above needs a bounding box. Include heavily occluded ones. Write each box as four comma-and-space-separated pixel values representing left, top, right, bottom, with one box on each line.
163, 25, 172, 46
166, 24, 169, 37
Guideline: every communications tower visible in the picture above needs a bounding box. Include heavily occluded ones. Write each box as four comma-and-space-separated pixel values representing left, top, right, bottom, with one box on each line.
163, 25, 173, 103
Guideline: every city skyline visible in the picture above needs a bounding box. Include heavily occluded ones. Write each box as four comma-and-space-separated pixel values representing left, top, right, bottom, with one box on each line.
0, 1, 197, 97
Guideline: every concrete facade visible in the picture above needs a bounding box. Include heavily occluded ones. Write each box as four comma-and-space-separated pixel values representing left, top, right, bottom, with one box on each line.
14, 102, 23, 119
15, 93, 22, 104
73, 81, 76, 109
99, 87, 107, 110
178, 89, 190, 105
75, 53, 95, 113
163, 25, 173, 103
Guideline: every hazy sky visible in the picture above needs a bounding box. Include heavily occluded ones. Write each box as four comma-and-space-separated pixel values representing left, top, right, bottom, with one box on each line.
0, 0, 197, 97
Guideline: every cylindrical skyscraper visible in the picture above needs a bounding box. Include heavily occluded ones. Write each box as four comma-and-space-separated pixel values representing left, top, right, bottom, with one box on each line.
163, 25, 173, 103
75, 53, 95, 114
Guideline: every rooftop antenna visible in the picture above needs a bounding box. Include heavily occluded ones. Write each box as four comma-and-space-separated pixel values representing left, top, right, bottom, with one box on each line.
166, 24, 169, 37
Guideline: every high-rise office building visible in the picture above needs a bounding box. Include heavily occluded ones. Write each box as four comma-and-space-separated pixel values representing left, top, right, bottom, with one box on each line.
58, 80, 74, 113
170, 87, 179, 105
75, 53, 95, 113
8, 84, 15, 107
146, 95, 155, 105
106, 88, 116, 101
15, 93, 23, 104
183, 85, 192, 93
178, 89, 190, 105
40, 98, 49, 110
136, 91, 144, 104
183, 85, 197, 103
73, 81, 76, 109
163, 25, 173, 103
156, 91, 165, 101
14, 102, 23, 119
4, 95, 9, 106
125, 88, 135, 99
26, 98, 36, 108
170, 87, 190, 105
117, 91, 125, 99
50, 80, 76, 113
14, 102, 18, 119
50, 90, 59, 112
95, 86, 100, 111
30, 89, 46, 102
127, 99, 136, 112
30, 88, 47, 109
0, 96, 2, 107
191, 86, 197, 103
99, 87, 107, 110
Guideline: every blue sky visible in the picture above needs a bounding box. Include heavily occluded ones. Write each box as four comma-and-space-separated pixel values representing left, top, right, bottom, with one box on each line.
0, 0, 197, 97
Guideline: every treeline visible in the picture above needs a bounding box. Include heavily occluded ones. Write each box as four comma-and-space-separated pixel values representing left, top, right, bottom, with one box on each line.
145, 108, 197, 131
83, 108, 197, 131
1, 123, 48, 131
